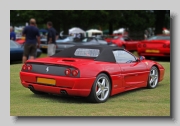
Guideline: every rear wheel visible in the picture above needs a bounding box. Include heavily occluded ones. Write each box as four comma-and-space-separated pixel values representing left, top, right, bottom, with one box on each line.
147, 66, 159, 89
89, 73, 111, 103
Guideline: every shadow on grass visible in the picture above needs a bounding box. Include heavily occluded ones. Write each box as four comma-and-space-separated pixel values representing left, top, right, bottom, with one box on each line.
27, 91, 91, 104
25, 83, 165, 104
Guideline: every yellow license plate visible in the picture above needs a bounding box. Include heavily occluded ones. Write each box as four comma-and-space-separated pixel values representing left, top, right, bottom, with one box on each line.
42, 46, 47, 48
145, 50, 159, 53
37, 77, 56, 85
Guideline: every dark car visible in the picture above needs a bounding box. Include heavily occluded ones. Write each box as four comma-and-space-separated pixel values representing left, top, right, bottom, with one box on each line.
39, 37, 109, 53
55, 37, 109, 52
10, 40, 42, 63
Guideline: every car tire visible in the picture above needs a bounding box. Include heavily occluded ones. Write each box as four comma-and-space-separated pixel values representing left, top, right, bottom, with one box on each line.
89, 73, 111, 103
147, 66, 159, 89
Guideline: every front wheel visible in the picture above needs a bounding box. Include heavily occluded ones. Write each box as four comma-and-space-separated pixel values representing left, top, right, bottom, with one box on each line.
89, 73, 111, 103
147, 66, 159, 89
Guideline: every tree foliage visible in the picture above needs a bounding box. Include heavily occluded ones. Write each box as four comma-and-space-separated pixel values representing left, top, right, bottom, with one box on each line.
10, 10, 170, 35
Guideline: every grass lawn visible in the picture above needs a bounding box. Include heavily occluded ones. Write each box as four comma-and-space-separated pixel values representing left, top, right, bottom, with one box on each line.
10, 53, 170, 116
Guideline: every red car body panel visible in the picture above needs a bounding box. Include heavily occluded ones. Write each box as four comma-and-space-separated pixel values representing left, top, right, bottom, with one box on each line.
105, 35, 117, 43
111, 36, 139, 51
137, 35, 170, 57
20, 53, 165, 97
16, 39, 25, 45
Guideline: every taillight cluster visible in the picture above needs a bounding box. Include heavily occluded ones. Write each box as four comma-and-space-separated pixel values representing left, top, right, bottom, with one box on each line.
64, 68, 79, 77
163, 44, 170, 48
143, 44, 146, 48
22, 64, 32, 71
138, 43, 146, 48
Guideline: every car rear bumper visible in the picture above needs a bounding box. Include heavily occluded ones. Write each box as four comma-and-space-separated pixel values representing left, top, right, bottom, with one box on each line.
139, 53, 170, 57
138, 53, 170, 57
20, 72, 96, 97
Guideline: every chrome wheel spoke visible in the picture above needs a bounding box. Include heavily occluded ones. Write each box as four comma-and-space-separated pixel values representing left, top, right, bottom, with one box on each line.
150, 78, 153, 84
101, 90, 105, 99
97, 82, 101, 88
104, 87, 109, 91
96, 89, 102, 96
101, 78, 105, 87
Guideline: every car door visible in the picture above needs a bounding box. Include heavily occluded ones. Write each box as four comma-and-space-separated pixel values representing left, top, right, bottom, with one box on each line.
113, 50, 148, 89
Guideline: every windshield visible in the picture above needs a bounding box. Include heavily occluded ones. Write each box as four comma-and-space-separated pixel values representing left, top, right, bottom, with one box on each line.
10, 40, 19, 48
74, 48, 100, 57
82, 38, 94, 42
148, 35, 170, 41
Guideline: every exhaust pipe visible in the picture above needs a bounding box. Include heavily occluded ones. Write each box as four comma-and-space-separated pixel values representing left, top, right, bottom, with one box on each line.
28, 85, 34, 91
60, 90, 67, 95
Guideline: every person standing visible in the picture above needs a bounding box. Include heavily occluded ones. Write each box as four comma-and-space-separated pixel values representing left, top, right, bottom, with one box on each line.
46, 21, 58, 56
22, 18, 40, 64
10, 26, 16, 41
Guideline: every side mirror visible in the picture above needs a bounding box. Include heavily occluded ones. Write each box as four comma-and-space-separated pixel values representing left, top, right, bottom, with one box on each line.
136, 57, 140, 62
139, 56, 145, 61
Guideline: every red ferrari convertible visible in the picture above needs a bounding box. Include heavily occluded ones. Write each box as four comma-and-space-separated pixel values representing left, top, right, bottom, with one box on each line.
111, 35, 139, 51
20, 45, 165, 103
137, 34, 170, 58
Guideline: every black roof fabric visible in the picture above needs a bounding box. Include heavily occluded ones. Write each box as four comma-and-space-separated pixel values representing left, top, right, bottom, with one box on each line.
51, 45, 124, 63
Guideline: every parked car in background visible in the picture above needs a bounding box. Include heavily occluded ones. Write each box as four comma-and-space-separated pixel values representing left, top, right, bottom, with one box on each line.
39, 37, 110, 53
10, 40, 42, 63
56, 37, 109, 52
104, 35, 117, 43
110, 35, 139, 51
15, 37, 25, 45
39, 36, 74, 52
137, 34, 170, 58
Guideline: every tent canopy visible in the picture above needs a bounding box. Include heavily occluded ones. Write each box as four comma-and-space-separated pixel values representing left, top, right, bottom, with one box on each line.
69, 27, 85, 35
117, 28, 125, 33
86, 29, 103, 37
86, 29, 102, 33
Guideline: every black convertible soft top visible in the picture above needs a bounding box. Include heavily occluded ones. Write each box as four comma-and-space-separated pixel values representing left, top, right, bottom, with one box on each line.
51, 45, 124, 63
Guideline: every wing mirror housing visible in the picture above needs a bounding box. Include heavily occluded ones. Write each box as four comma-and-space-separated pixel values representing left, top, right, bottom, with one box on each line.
139, 56, 145, 61
137, 56, 145, 62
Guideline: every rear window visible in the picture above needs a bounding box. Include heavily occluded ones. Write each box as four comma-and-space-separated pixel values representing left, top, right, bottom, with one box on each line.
74, 48, 100, 57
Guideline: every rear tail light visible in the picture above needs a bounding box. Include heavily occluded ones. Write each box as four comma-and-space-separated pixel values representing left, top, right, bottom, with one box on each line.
143, 44, 146, 48
22, 64, 27, 70
163, 44, 167, 48
64, 68, 79, 77
27, 65, 32, 71
72, 70, 78, 76
22, 64, 32, 71
65, 69, 71, 76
